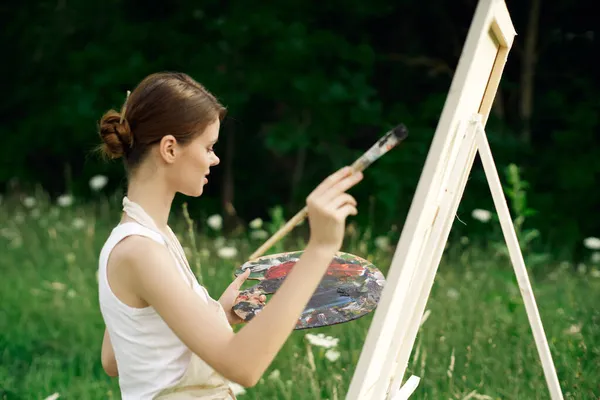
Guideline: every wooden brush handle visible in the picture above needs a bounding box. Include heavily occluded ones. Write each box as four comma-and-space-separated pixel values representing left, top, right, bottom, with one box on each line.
248, 162, 368, 261
247, 124, 408, 261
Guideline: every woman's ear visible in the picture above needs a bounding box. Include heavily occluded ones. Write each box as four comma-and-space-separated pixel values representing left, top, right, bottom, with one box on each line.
159, 135, 178, 163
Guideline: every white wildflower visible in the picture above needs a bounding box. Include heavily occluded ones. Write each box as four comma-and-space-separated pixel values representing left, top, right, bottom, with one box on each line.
305, 333, 339, 349
229, 382, 246, 396
471, 209, 492, 222
446, 288, 459, 299
57, 194, 74, 207
217, 246, 238, 259
51, 282, 66, 291
207, 214, 223, 230
564, 323, 582, 335
23, 196, 36, 208
89, 175, 108, 191
374, 236, 391, 251
583, 237, 600, 250
249, 218, 263, 229
250, 229, 269, 240
590, 269, 600, 278
268, 369, 280, 380
591, 252, 600, 264
72, 218, 85, 229
325, 349, 341, 362
43, 393, 60, 400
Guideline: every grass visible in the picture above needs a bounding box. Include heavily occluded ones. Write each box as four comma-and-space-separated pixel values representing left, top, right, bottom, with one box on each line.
1, 192, 599, 399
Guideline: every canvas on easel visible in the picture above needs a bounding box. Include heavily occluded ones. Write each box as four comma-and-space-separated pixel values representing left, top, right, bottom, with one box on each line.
345, 0, 564, 399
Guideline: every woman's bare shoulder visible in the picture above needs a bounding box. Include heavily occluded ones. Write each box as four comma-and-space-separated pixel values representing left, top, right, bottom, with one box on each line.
110, 234, 169, 268
106, 235, 173, 308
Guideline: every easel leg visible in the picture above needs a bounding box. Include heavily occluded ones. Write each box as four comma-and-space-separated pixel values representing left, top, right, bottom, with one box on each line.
474, 116, 564, 400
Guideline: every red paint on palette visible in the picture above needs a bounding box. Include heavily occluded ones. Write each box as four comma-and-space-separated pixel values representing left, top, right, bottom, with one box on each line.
325, 263, 365, 277
264, 261, 365, 280
264, 261, 296, 279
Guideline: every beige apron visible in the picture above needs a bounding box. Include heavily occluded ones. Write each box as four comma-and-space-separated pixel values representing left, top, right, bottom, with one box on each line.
153, 302, 237, 400
122, 197, 237, 400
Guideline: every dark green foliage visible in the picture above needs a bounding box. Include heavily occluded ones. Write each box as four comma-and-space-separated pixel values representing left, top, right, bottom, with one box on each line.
1, 0, 598, 258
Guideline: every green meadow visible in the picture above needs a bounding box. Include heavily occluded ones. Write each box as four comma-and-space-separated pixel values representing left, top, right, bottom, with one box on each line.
1, 190, 599, 400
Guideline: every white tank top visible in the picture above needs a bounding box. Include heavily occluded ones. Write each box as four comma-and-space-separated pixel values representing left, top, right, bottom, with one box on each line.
98, 198, 227, 400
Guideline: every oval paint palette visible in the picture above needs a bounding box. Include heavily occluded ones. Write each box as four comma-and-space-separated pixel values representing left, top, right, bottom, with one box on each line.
232, 251, 385, 330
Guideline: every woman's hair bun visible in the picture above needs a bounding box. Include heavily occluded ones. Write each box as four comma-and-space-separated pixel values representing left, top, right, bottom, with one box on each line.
98, 110, 133, 159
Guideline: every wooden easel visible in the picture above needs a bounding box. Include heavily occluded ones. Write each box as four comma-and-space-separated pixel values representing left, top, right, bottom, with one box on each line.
345, 1, 564, 399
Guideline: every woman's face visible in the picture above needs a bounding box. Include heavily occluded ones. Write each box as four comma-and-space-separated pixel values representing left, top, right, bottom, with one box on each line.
163, 119, 221, 197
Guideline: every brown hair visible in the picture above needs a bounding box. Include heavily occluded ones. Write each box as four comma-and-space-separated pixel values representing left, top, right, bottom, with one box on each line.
97, 72, 226, 172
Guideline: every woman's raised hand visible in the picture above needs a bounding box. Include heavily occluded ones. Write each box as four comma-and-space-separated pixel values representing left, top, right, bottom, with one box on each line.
305, 166, 363, 253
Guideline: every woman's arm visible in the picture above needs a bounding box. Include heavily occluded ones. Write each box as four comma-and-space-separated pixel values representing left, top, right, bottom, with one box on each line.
130, 167, 362, 387
131, 240, 335, 387
101, 328, 119, 377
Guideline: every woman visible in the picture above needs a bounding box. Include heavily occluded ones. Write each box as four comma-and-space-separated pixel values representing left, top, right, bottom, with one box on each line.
97, 72, 363, 399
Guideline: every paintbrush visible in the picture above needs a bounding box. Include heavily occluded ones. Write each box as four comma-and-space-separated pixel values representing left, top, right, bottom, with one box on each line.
248, 124, 409, 261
